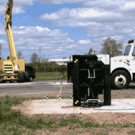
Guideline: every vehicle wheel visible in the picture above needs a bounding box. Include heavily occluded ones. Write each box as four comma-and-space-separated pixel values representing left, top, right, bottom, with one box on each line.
2, 80, 6, 83
10, 80, 14, 83
19, 72, 25, 82
111, 70, 130, 89
25, 72, 29, 82
29, 77, 34, 82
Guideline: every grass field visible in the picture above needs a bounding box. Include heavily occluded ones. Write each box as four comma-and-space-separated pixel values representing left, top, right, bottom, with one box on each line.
34, 72, 67, 81
1, 72, 135, 134
1, 96, 135, 135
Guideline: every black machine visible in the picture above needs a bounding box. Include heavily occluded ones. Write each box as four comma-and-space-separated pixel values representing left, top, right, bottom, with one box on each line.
67, 55, 111, 106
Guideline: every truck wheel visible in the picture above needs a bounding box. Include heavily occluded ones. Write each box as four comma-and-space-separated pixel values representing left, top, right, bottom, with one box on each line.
111, 70, 130, 89
19, 72, 25, 82
2, 80, 6, 83
29, 77, 34, 82
25, 72, 29, 82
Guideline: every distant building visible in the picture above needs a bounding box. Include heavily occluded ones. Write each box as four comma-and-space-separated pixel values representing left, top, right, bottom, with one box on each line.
48, 58, 72, 65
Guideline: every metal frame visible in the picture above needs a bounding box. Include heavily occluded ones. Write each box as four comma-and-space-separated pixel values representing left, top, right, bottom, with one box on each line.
69, 55, 111, 107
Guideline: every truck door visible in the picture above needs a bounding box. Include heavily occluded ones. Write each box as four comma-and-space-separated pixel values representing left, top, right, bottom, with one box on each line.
130, 47, 135, 73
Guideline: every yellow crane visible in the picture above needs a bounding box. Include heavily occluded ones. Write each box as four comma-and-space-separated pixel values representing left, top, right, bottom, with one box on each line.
0, 0, 32, 82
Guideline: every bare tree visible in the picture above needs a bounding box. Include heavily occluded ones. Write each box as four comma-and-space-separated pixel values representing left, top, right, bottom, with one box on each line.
17, 51, 23, 59
31, 53, 38, 63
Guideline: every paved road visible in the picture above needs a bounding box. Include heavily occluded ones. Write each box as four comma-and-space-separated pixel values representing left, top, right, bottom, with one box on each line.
0, 81, 73, 98
0, 81, 135, 99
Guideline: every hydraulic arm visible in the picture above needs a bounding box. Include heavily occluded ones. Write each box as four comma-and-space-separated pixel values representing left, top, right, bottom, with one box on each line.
5, 0, 17, 62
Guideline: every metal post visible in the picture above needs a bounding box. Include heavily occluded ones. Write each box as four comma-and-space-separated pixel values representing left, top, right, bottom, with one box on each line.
73, 56, 81, 106
104, 65, 111, 105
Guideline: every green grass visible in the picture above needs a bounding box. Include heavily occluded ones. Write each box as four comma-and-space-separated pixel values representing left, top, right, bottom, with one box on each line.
35, 72, 67, 81
0, 96, 57, 134
1, 96, 135, 134
58, 116, 100, 129
95, 133, 108, 135
127, 130, 135, 134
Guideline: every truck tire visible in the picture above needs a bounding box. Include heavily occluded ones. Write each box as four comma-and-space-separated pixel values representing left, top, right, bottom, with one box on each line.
19, 72, 25, 82
25, 72, 30, 82
111, 70, 130, 89
29, 77, 34, 82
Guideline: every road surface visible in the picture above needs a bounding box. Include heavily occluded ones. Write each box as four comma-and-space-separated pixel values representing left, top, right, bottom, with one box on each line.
0, 81, 135, 99
0, 81, 72, 98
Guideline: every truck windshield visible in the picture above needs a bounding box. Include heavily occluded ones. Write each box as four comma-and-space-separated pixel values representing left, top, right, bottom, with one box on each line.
124, 45, 131, 56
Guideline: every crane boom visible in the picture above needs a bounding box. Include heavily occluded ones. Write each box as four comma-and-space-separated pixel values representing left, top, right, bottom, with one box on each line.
0, 0, 35, 82
5, 0, 17, 61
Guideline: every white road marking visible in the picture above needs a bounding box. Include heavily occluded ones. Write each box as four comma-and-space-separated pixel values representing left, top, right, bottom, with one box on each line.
48, 81, 72, 85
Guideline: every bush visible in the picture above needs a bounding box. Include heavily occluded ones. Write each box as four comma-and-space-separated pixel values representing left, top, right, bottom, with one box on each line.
29, 62, 67, 73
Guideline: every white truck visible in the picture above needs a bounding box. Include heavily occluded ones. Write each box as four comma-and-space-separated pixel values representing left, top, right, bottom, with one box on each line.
98, 39, 135, 89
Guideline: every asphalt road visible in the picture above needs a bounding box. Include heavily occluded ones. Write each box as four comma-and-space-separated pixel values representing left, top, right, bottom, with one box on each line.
0, 81, 135, 99
0, 81, 73, 98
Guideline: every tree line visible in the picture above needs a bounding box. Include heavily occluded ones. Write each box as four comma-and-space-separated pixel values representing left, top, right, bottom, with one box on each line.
0, 37, 123, 72
88, 37, 123, 56
29, 37, 123, 72
27, 53, 67, 72
25, 37, 124, 72
29, 61, 67, 73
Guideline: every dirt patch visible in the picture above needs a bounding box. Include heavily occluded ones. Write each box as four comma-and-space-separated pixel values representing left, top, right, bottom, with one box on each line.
79, 113, 135, 124
11, 100, 135, 135
30, 113, 135, 125
11, 100, 32, 115
11, 100, 135, 125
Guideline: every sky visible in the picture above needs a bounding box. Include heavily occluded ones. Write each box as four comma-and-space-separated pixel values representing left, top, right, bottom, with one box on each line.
0, 0, 135, 63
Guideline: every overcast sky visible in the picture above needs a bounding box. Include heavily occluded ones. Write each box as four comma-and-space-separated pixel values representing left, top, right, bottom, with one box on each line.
0, 0, 135, 62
